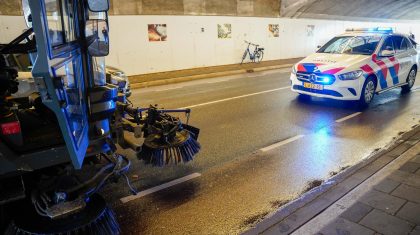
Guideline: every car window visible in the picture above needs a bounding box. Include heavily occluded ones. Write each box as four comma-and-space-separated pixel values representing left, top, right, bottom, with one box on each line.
342, 36, 380, 55
318, 36, 381, 55
379, 37, 394, 55
319, 37, 352, 54
403, 37, 412, 49
401, 38, 408, 51
393, 36, 407, 53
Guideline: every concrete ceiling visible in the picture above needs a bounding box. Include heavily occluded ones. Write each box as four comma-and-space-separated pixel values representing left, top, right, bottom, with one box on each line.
281, 0, 420, 21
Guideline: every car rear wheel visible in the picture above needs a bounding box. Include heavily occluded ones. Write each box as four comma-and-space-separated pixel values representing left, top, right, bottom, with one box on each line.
402, 67, 417, 93
359, 77, 376, 107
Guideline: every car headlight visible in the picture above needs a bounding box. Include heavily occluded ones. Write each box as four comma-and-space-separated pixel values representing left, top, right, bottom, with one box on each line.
291, 66, 297, 75
338, 70, 363, 80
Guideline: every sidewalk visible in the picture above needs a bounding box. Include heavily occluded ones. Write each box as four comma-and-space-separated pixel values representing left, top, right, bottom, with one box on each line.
244, 124, 420, 235
128, 58, 301, 88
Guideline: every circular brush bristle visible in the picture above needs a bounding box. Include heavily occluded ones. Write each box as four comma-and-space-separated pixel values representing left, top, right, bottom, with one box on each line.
5, 194, 120, 235
139, 131, 201, 167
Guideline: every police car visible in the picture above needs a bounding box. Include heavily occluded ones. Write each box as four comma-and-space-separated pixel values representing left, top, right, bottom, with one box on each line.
290, 28, 418, 106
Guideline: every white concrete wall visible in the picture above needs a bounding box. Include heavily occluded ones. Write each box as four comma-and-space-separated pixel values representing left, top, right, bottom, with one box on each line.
1, 15, 420, 76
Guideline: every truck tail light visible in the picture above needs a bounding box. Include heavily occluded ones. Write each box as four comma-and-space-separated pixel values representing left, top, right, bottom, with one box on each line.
1, 121, 21, 135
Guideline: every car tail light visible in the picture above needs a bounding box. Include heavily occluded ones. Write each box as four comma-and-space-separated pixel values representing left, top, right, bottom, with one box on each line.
1, 121, 21, 135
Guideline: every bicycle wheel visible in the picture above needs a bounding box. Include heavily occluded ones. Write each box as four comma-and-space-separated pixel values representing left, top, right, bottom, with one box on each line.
255, 51, 264, 63
241, 51, 247, 64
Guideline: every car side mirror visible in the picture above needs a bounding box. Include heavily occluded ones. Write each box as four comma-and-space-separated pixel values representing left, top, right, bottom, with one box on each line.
379, 49, 394, 57
88, 0, 109, 12
85, 19, 109, 57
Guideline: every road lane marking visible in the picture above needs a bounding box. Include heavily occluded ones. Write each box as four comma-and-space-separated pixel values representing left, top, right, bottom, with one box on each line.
260, 135, 305, 152
120, 173, 201, 204
180, 86, 291, 109
154, 86, 184, 92
335, 112, 362, 123
206, 78, 236, 84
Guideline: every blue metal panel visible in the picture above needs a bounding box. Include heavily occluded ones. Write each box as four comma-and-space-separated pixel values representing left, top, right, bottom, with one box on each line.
29, 0, 89, 169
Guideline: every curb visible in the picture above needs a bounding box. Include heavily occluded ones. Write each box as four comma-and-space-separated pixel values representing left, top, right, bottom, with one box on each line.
243, 124, 420, 235
130, 63, 294, 89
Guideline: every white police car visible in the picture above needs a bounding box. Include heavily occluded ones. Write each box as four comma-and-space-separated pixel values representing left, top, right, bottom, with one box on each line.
290, 28, 418, 106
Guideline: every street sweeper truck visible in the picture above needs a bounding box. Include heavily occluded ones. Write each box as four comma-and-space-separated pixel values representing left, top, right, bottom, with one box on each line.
0, 0, 201, 234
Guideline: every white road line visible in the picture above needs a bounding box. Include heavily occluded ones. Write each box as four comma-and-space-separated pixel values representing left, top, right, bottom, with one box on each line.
260, 135, 305, 152
120, 173, 201, 204
180, 86, 291, 109
154, 86, 184, 92
335, 112, 362, 123
206, 77, 237, 84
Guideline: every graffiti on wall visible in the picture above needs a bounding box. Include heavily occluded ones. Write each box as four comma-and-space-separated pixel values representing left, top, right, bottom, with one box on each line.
306, 25, 315, 37
148, 24, 167, 41
218, 24, 232, 39
269, 24, 279, 37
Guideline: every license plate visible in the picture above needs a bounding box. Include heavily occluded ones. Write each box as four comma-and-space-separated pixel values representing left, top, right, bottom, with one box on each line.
303, 82, 323, 90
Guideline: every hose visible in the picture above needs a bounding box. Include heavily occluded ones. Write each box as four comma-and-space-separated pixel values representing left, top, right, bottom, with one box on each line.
65, 162, 115, 194
84, 154, 135, 198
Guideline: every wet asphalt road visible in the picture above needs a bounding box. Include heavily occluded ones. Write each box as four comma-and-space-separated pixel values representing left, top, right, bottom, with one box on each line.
103, 69, 420, 235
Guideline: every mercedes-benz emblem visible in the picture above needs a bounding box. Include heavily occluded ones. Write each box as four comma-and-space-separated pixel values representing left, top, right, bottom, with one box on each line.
310, 74, 316, 82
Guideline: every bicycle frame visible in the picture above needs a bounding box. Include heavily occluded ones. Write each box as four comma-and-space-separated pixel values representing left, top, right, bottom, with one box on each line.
241, 41, 264, 64
246, 44, 254, 60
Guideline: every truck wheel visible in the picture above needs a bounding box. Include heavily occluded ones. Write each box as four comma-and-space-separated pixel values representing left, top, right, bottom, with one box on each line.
5, 194, 119, 235
402, 67, 417, 93
359, 76, 376, 107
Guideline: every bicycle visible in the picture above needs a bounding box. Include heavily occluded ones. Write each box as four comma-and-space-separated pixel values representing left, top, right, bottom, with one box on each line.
241, 41, 264, 64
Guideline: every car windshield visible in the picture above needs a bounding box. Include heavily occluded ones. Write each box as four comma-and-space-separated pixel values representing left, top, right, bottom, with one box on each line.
318, 35, 382, 55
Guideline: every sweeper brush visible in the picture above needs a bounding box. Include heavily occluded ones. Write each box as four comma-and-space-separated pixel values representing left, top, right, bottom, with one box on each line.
136, 106, 201, 167
140, 129, 200, 166
5, 194, 120, 235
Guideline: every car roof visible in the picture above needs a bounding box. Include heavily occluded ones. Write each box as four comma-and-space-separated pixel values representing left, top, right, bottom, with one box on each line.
339, 32, 409, 38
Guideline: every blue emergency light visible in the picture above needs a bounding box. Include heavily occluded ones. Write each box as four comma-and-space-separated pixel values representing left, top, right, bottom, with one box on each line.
346, 27, 393, 33
315, 74, 335, 85
321, 76, 332, 84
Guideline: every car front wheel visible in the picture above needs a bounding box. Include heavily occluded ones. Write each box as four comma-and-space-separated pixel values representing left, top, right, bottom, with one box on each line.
359, 77, 376, 107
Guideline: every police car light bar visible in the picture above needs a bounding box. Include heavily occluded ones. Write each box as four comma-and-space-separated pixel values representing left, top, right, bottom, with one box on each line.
345, 27, 393, 33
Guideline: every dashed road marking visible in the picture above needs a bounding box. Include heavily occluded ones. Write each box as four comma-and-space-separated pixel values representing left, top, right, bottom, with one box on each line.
154, 86, 184, 92
335, 112, 362, 123
180, 86, 291, 109
120, 173, 202, 204
206, 78, 236, 84
260, 135, 305, 152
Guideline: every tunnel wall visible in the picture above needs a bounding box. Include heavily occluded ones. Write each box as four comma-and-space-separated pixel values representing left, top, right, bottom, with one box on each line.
0, 0, 281, 17
110, 0, 280, 17
108, 17, 420, 76
0, 15, 419, 76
